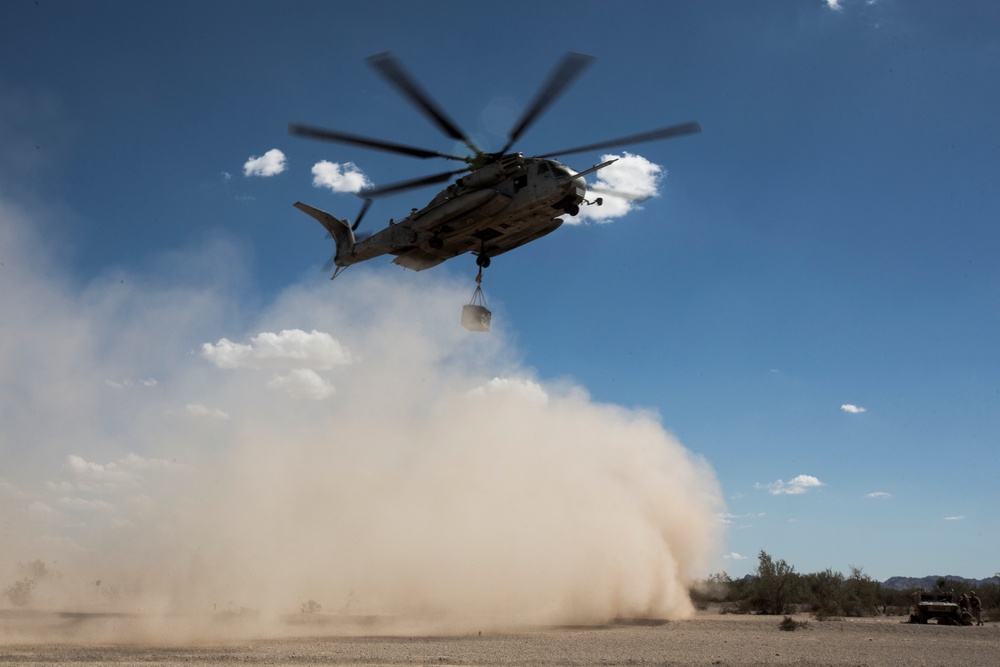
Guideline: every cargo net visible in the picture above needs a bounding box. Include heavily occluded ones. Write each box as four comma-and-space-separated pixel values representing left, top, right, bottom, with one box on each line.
461, 284, 491, 332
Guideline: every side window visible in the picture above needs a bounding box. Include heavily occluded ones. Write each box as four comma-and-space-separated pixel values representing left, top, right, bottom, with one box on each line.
514, 174, 528, 191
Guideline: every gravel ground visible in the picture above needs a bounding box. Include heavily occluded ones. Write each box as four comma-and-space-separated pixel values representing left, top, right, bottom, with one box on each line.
1, 611, 996, 666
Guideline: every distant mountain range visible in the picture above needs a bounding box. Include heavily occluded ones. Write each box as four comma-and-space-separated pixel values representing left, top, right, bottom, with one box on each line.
881, 575, 998, 591
730, 573, 997, 590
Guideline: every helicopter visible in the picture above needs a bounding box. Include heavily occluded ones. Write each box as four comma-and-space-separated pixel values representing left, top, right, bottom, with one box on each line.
289, 52, 700, 281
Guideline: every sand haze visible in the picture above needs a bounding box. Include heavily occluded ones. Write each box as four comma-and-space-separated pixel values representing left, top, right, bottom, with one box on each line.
0, 197, 725, 637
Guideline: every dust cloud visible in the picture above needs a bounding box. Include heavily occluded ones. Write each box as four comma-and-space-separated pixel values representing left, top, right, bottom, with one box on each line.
0, 198, 725, 641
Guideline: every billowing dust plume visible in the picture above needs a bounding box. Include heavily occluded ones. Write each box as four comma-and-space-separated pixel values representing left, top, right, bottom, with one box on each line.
0, 199, 724, 639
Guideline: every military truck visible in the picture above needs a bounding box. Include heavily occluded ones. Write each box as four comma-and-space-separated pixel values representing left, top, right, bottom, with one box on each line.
909, 592, 972, 625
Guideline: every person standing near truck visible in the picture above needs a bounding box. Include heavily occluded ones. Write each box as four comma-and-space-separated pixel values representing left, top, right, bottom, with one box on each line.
969, 591, 983, 626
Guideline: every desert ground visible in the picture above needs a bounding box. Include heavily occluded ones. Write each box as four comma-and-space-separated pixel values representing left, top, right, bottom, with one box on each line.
1, 610, 996, 666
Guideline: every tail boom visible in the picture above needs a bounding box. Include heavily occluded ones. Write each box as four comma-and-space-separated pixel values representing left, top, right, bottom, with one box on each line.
293, 202, 356, 266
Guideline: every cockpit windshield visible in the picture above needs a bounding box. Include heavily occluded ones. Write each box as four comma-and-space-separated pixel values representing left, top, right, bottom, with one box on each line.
551, 164, 574, 178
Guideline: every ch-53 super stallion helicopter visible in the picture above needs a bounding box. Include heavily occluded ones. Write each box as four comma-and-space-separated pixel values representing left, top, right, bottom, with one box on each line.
289, 52, 699, 328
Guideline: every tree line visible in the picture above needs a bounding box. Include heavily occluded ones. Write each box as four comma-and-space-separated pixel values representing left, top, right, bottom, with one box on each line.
693, 550, 999, 620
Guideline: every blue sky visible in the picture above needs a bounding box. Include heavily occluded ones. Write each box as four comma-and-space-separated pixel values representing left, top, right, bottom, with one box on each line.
1, 0, 998, 610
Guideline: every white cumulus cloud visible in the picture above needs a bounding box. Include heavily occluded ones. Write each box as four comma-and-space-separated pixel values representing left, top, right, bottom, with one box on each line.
468, 377, 549, 405
573, 152, 663, 223
311, 160, 372, 193
718, 511, 764, 527
66, 454, 138, 488
186, 403, 231, 420
243, 149, 287, 177
106, 377, 157, 389
841, 404, 866, 414
267, 369, 336, 400
64, 453, 182, 494
723, 551, 747, 561
866, 491, 891, 499
201, 329, 352, 371
57, 496, 114, 512
757, 474, 824, 495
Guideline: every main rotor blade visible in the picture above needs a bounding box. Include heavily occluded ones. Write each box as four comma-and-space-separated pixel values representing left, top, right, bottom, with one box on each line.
289, 123, 469, 162
537, 121, 702, 158
352, 198, 373, 231
367, 52, 482, 156
501, 52, 594, 154
360, 169, 467, 199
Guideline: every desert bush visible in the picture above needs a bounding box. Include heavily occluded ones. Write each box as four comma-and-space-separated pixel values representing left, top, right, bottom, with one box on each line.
802, 568, 843, 617
690, 572, 733, 606
840, 566, 881, 617
697, 560, 989, 620
748, 551, 799, 615
933, 576, 959, 591
779, 615, 809, 631
4, 578, 36, 607
718, 601, 749, 614
977, 576, 1000, 617
301, 599, 322, 614
727, 575, 753, 603
2, 560, 62, 608
217, 605, 259, 620
21, 560, 50, 580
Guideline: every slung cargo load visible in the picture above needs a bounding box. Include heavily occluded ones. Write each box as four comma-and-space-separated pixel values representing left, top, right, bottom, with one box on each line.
462, 285, 491, 332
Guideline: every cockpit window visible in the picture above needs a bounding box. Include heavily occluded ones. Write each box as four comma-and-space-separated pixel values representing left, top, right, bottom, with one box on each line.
535, 162, 550, 175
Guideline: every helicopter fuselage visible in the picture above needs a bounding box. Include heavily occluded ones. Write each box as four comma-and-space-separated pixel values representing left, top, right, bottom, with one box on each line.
342, 154, 586, 271
290, 51, 699, 281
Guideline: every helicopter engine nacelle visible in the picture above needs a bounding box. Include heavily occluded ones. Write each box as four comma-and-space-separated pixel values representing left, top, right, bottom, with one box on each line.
457, 153, 523, 190
457, 162, 505, 190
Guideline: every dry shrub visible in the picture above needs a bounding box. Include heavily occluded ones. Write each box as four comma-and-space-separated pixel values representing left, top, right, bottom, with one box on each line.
779, 616, 809, 631
3, 578, 36, 607
300, 599, 322, 614
812, 608, 843, 622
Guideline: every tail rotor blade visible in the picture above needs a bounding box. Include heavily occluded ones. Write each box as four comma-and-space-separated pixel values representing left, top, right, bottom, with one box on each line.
352, 198, 373, 231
